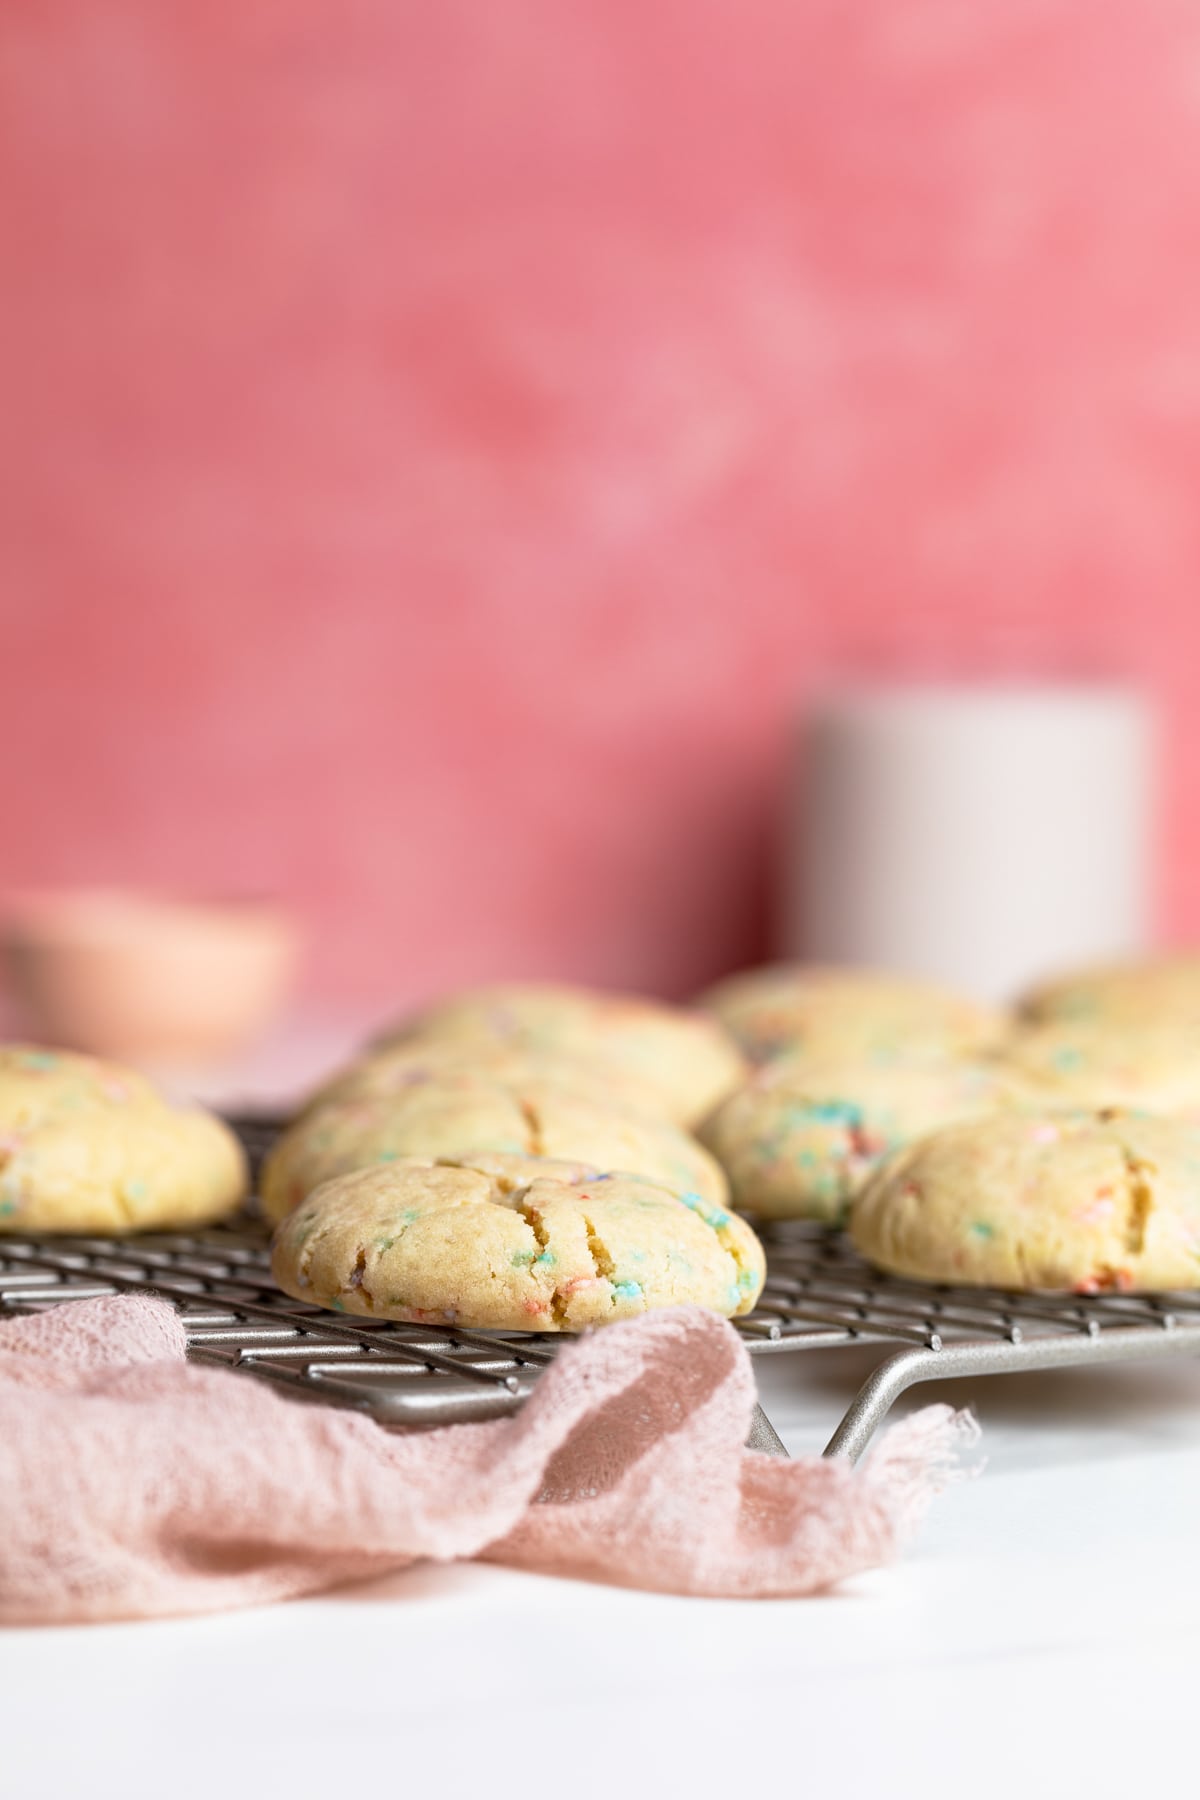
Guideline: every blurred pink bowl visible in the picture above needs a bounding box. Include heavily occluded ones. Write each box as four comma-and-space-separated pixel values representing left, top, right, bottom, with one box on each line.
0, 890, 301, 1063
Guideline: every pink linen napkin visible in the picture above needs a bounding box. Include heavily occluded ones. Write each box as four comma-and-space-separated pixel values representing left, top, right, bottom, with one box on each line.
0, 1296, 976, 1622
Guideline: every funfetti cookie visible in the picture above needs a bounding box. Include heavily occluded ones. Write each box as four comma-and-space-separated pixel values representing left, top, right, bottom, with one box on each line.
850, 1108, 1200, 1292
369, 982, 746, 1125
0, 1044, 247, 1233
271, 1153, 765, 1331
1017, 955, 1200, 1032
699, 1050, 1035, 1222
999, 1019, 1200, 1119
301, 1039, 651, 1118
698, 964, 1005, 1066
261, 1073, 729, 1223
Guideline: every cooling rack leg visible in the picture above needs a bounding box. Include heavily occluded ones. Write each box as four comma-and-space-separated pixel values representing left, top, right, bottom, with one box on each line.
822, 1347, 945, 1463
822, 1325, 1200, 1461
746, 1402, 789, 1457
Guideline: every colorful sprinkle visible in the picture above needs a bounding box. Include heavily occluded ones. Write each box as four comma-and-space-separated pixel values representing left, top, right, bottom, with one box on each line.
678, 1191, 732, 1230
810, 1099, 864, 1125
1074, 1267, 1134, 1295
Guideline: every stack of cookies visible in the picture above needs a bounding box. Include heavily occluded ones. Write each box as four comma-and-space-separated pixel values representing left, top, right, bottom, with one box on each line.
696, 957, 1200, 1296
266, 984, 766, 1330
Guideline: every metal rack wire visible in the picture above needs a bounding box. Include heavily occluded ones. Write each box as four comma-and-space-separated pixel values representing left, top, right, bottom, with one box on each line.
4, 1115, 1200, 1459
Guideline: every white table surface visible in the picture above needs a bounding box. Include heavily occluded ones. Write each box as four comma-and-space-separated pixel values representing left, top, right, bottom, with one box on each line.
5, 1023, 1200, 1797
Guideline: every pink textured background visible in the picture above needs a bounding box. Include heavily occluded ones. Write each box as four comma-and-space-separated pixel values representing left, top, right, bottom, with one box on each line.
4, 2, 1200, 1004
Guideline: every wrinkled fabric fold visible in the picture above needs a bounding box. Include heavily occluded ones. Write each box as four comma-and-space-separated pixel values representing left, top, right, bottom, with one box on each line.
0, 1295, 976, 1622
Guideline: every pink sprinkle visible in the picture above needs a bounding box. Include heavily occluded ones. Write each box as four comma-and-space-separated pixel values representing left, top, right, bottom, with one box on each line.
1030, 1123, 1060, 1144
1073, 1198, 1114, 1224
558, 1277, 603, 1299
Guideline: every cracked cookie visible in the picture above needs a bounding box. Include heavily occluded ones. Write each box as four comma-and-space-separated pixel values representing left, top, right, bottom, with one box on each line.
368, 982, 746, 1125
261, 1074, 729, 1224
270, 1153, 766, 1330
698, 964, 1005, 1066
1018, 956, 1200, 1032
699, 1052, 1036, 1223
850, 1108, 1200, 1291
0, 1044, 247, 1232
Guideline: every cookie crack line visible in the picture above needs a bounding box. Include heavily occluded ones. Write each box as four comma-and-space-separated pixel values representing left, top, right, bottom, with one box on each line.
518, 1096, 545, 1158
1118, 1142, 1155, 1258
346, 1244, 375, 1312
297, 1212, 343, 1291
580, 1210, 617, 1302
515, 1190, 569, 1327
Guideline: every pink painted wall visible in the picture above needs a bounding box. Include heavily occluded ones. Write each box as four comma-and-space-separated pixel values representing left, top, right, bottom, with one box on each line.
4, 2, 1200, 1005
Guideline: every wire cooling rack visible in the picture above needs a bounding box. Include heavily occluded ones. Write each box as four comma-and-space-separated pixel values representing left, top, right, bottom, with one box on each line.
4, 1115, 1200, 1459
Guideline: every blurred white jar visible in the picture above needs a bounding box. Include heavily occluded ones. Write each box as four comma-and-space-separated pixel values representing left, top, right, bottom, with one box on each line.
782, 684, 1156, 1002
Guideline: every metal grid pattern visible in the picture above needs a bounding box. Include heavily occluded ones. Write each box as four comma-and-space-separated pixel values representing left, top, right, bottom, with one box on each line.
3, 1115, 1200, 1457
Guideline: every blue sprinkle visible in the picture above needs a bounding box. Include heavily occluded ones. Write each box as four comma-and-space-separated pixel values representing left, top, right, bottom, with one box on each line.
612, 1279, 642, 1300
678, 1191, 731, 1229
789, 1099, 863, 1127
